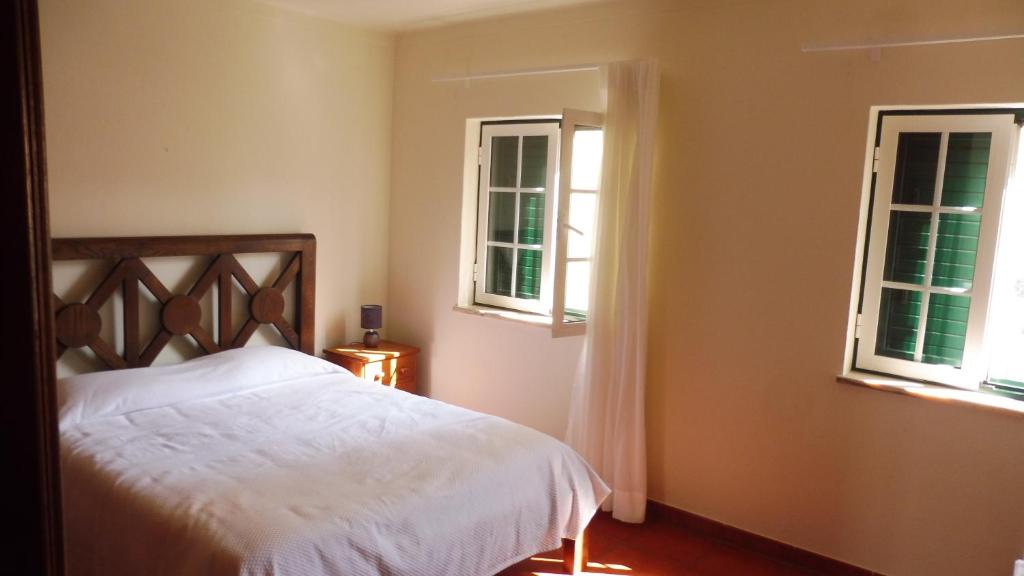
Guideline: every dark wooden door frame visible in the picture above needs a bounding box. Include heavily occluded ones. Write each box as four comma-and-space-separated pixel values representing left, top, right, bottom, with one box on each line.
2, 0, 65, 574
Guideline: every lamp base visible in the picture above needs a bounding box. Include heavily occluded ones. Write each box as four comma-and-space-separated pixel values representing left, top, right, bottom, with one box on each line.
363, 330, 380, 348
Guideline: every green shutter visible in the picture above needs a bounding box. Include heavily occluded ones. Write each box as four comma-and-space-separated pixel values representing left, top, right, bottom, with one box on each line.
515, 249, 542, 299
941, 133, 991, 209
922, 293, 970, 367
518, 193, 544, 245
931, 213, 980, 290
883, 211, 931, 285
876, 288, 922, 360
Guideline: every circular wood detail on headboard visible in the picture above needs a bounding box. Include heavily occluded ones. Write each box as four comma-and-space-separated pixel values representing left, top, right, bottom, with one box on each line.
162, 295, 202, 336
250, 287, 285, 324
55, 303, 101, 348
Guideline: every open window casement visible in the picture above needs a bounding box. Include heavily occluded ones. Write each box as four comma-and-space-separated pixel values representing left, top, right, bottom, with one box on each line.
856, 113, 1017, 388
552, 109, 605, 337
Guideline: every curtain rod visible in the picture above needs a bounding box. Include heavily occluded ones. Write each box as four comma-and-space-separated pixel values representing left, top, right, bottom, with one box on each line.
432, 63, 601, 83
802, 32, 1024, 53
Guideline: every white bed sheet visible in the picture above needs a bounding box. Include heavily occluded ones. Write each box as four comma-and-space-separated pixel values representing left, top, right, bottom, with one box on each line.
61, 369, 609, 576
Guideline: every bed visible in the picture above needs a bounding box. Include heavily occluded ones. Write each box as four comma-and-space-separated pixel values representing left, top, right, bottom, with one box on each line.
53, 234, 608, 576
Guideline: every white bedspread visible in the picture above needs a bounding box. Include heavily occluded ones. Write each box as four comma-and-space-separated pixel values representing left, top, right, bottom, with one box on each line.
61, 362, 608, 576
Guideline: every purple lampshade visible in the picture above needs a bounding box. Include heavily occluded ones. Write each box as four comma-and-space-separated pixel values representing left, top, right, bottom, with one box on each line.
360, 304, 382, 330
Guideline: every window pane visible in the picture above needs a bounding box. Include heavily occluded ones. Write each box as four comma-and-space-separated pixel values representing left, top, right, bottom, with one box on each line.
515, 248, 542, 300
922, 293, 970, 367
567, 192, 596, 259
988, 273, 1024, 385
487, 191, 515, 243
565, 260, 591, 319
892, 132, 940, 205
876, 288, 922, 360
490, 136, 518, 187
518, 192, 545, 245
931, 213, 980, 290
520, 135, 548, 188
941, 133, 991, 209
485, 246, 513, 297
882, 211, 931, 285
987, 157, 1024, 385
571, 127, 603, 191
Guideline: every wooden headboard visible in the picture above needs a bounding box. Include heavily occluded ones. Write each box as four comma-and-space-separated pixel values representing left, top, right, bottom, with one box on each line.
52, 234, 315, 370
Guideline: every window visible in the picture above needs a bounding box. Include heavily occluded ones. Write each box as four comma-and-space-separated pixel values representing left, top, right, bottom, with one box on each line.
471, 112, 604, 335
553, 110, 604, 336
852, 108, 1024, 391
475, 121, 559, 315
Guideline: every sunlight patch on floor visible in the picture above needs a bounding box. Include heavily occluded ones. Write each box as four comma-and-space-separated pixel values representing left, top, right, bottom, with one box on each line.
527, 557, 634, 575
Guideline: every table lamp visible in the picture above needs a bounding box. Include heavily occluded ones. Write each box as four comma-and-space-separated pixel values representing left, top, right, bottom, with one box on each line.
361, 304, 382, 347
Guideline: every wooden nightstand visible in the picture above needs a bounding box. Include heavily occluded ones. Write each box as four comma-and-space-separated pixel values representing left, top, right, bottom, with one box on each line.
323, 341, 419, 394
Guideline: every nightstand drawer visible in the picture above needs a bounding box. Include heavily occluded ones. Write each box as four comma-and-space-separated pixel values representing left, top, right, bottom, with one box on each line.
367, 355, 415, 389
390, 357, 416, 391
323, 341, 419, 395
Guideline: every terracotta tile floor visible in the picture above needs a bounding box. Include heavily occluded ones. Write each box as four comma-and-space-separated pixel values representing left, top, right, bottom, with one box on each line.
497, 512, 823, 576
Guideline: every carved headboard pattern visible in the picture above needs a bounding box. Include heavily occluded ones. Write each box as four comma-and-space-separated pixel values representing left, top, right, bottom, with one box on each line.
52, 234, 316, 370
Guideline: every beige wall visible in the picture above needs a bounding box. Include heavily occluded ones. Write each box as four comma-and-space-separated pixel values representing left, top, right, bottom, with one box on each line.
40, 0, 395, 354
388, 1, 1024, 574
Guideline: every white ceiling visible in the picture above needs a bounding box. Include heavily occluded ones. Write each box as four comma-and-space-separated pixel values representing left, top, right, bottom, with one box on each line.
260, 0, 601, 30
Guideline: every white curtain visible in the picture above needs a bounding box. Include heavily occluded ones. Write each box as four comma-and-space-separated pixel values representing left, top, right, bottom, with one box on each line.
566, 60, 659, 524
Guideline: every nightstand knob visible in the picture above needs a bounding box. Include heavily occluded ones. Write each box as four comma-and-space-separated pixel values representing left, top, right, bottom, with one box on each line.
398, 367, 408, 376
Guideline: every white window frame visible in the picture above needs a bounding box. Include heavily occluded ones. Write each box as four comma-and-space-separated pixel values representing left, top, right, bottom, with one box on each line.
552, 109, 605, 337
852, 110, 1020, 389
474, 121, 560, 315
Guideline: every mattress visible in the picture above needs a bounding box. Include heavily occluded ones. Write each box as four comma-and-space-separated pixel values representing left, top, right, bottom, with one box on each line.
59, 347, 609, 576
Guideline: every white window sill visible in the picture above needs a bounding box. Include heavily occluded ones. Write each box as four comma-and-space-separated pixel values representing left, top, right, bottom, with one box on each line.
838, 370, 1024, 417
452, 304, 553, 327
